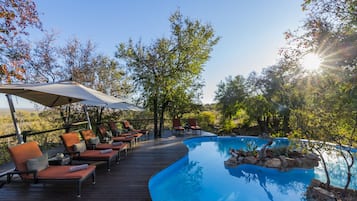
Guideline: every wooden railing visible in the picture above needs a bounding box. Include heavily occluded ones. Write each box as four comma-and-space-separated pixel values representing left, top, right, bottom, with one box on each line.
0, 121, 89, 142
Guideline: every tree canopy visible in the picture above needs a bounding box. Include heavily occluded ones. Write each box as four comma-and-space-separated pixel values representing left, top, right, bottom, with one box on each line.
116, 10, 219, 137
0, 0, 42, 83
214, 0, 356, 138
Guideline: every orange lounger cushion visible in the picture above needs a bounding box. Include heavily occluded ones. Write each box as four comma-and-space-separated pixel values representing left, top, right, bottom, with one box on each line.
7, 141, 96, 197
95, 143, 127, 150
33, 165, 96, 180
74, 150, 117, 159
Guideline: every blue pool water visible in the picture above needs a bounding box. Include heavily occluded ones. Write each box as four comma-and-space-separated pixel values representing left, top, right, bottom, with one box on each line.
149, 136, 357, 201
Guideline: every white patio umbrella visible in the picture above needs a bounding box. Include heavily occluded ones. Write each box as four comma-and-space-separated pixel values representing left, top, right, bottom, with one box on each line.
0, 81, 120, 107
0, 81, 122, 143
106, 101, 144, 112
80, 100, 144, 125
82, 100, 144, 112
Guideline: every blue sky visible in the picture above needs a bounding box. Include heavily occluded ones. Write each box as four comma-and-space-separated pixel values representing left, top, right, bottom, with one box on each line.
0, 0, 307, 109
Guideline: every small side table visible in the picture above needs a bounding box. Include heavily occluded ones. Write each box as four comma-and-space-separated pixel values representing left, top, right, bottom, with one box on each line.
48, 156, 71, 165
101, 137, 113, 144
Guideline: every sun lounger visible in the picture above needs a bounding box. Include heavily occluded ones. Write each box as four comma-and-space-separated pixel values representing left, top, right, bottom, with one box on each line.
97, 124, 136, 149
79, 129, 128, 158
172, 118, 185, 134
188, 118, 202, 134
60, 132, 119, 171
7, 141, 96, 197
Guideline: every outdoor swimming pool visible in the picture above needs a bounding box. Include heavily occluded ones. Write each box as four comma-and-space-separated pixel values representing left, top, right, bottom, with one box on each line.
149, 136, 357, 201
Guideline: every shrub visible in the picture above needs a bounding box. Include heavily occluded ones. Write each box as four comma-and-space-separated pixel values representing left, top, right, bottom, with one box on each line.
222, 119, 236, 134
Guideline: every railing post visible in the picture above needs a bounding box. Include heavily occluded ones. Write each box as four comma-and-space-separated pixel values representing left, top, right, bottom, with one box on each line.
22, 131, 32, 143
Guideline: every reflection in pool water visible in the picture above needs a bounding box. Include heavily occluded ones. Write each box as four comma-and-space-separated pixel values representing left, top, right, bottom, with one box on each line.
149, 136, 357, 201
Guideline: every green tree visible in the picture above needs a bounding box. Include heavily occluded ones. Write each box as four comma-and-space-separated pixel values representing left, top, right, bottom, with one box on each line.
287, 0, 357, 192
197, 111, 216, 131
243, 64, 303, 135
215, 75, 247, 121
260, 64, 303, 134
93, 55, 131, 99
243, 95, 273, 133
116, 10, 219, 137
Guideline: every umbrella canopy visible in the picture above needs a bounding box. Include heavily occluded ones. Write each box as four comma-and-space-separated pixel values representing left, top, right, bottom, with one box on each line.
82, 99, 144, 111
0, 81, 121, 107
81, 100, 144, 125
107, 101, 144, 111
0, 81, 121, 143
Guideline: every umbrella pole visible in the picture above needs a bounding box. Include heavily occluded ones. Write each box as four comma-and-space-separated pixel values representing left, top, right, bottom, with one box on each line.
6, 94, 24, 144
83, 105, 92, 130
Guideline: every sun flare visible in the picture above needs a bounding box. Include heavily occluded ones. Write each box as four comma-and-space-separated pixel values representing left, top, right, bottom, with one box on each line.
300, 53, 322, 72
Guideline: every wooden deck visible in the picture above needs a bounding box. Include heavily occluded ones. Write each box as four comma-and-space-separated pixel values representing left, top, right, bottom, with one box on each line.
0, 131, 202, 201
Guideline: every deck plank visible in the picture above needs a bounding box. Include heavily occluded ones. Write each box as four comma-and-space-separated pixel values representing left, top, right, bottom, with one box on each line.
0, 133, 195, 201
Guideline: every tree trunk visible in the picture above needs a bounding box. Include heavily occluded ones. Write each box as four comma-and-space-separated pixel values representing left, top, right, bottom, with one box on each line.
153, 97, 159, 138
343, 150, 354, 193
257, 117, 268, 134
282, 114, 290, 134
159, 110, 164, 137
257, 118, 264, 133
158, 101, 169, 137
345, 114, 357, 192
96, 107, 104, 124
258, 138, 273, 161
60, 106, 71, 132
315, 148, 330, 189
